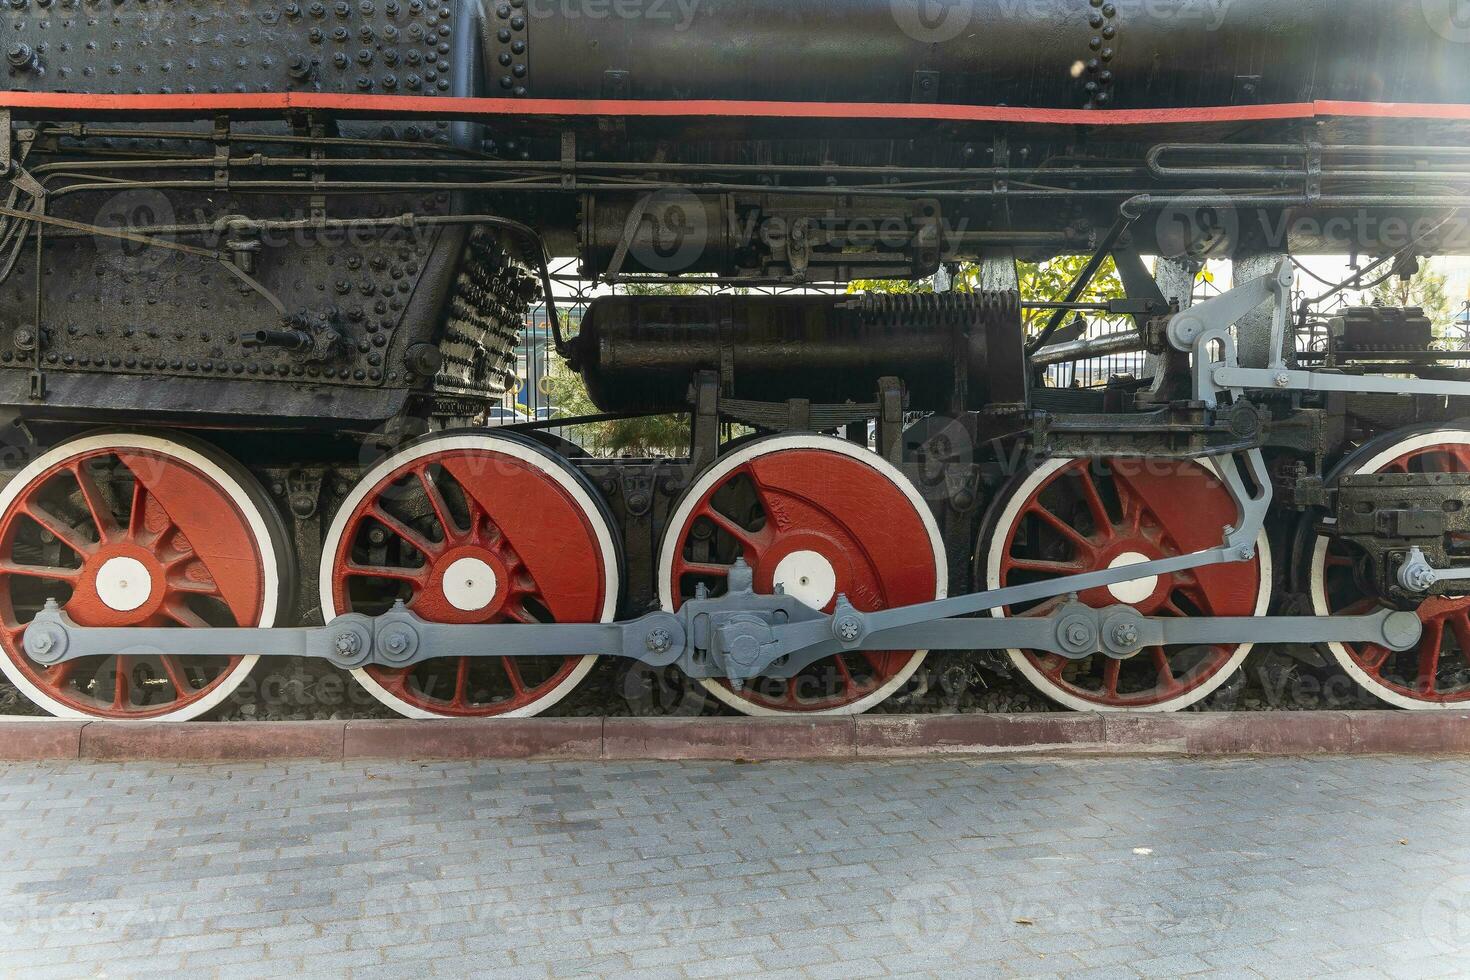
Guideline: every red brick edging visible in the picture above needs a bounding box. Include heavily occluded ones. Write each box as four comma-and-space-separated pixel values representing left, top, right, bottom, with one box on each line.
2, 711, 1470, 762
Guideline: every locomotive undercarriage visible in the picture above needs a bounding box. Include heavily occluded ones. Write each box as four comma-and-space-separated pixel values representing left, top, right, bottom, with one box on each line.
4, 108, 1470, 717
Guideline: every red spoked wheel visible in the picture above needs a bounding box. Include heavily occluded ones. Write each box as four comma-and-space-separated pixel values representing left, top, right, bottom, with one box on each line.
1310, 429, 1470, 709
0, 432, 288, 720
321, 432, 619, 718
980, 457, 1270, 712
658, 434, 946, 715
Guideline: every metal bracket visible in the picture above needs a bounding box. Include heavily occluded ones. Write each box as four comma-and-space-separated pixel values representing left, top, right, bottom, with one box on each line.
1171, 260, 1470, 406
1398, 546, 1470, 594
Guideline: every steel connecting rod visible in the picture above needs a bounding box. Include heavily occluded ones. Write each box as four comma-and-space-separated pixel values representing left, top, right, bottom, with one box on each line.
22, 588, 1421, 684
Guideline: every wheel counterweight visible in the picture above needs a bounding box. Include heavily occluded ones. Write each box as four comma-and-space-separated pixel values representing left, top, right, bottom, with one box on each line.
0, 432, 288, 720
981, 457, 1271, 712
1311, 429, 1470, 709
658, 434, 947, 715
320, 432, 620, 718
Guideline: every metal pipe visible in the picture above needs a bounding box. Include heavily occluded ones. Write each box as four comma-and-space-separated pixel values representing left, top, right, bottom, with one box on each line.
1146, 143, 1470, 183
1027, 214, 1131, 354
1120, 192, 1470, 221
1031, 330, 1145, 367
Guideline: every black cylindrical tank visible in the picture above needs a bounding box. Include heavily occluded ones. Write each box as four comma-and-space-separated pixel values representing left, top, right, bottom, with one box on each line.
574, 292, 1026, 413
500, 0, 1469, 111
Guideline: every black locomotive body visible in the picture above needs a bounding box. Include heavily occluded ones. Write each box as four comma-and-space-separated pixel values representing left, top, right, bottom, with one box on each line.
0, 0, 1468, 720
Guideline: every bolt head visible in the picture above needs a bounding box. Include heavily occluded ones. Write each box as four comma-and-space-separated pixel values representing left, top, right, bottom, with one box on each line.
29, 631, 52, 654
383, 633, 408, 654
334, 632, 362, 656
1065, 623, 1090, 646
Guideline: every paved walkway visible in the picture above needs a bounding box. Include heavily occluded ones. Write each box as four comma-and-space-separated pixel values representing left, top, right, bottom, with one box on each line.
2, 756, 1469, 978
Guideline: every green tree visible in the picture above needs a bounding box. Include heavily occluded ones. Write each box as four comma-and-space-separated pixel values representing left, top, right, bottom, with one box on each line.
541, 354, 690, 456
540, 283, 694, 456
1363, 264, 1452, 338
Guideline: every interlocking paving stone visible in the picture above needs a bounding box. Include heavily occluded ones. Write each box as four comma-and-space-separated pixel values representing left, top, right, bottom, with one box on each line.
3, 756, 1470, 977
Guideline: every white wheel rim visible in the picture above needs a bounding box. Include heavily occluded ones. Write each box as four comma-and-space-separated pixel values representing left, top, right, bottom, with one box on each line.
658, 434, 948, 717
1309, 429, 1470, 710
0, 433, 277, 721
321, 432, 617, 719
983, 457, 1270, 713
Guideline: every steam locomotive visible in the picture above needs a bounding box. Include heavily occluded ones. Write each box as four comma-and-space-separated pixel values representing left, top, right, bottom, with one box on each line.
0, 0, 1468, 720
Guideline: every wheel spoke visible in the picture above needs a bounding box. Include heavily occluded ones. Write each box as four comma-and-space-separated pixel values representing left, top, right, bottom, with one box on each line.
1159, 597, 1190, 619
452, 656, 471, 708
45, 659, 77, 687
1338, 597, 1382, 617
1151, 647, 1181, 691
112, 655, 130, 710
1005, 557, 1085, 577
342, 561, 428, 585
1101, 657, 1121, 697
69, 462, 119, 543
0, 561, 80, 583
1073, 466, 1114, 538
160, 601, 210, 630
1024, 503, 1096, 555
165, 573, 223, 597
415, 467, 462, 543
1443, 615, 1470, 689
22, 503, 94, 557
1419, 620, 1446, 694
698, 505, 772, 560
126, 479, 153, 543
368, 505, 442, 558
832, 654, 856, 695
504, 603, 539, 625
158, 655, 192, 696
502, 657, 527, 697
1358, 643, 1393, 673
673, 559, 733, 579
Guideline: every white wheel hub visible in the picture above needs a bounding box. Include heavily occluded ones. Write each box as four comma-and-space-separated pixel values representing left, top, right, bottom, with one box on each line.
1105, 552, 1158, 604
773, 549, 838, 610
442, 556, 498, 612
95, 556, 154, 612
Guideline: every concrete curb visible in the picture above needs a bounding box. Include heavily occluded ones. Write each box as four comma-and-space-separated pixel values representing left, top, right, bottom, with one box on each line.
1, 711, 1468, 762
